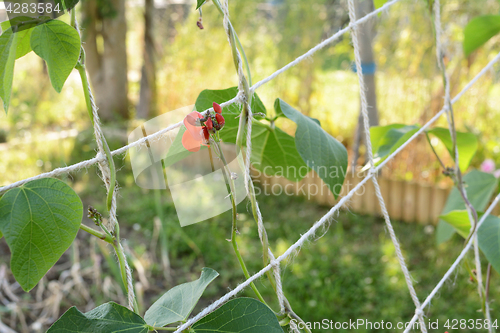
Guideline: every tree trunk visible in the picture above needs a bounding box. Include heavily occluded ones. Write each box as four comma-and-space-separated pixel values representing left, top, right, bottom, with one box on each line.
351, 0, 379, 168
81, 0, 129, 122
137, 0, 157, 119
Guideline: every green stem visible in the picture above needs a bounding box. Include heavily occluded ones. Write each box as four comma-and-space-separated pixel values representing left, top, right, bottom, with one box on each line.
210, 0, 252, 86
76, 64, 94, 125
74, 7, 135, 311
288, 311, 312, 333
113, 223, 140, 314
76, 63, 117, 212
463, 259, 486, 314
214, 140, 268, 307
102, 139, 117, 212
80, 224, 114, 244
211, 0, 290, 312
424, 132, 446, 170
70, 7, 76, 28
235, 33, 252, 87
431, 7, 485, 316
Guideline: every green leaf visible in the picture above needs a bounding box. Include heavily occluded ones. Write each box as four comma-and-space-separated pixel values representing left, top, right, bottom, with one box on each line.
0, 28, 17, 112
144, 267, 219, 327
30, 20, 80, 93
463, 15, 500, 57
47, 302, 148, 333
192, 298, 284, 333
0, 178, 83, 291
436, 170, 498, 244
251, 122, 309, 182
195, 87, 266, 145
427, 127, 478, 172
439, 210, 473, 239
478, 215, 500, 274
196, 0, 206, 9
438, 210, 500, 275
374, 0, 388, 9
276, 99, 347, 197
1, 16, 37, 60
370, 124, 420, 164
371, 124, 406, 155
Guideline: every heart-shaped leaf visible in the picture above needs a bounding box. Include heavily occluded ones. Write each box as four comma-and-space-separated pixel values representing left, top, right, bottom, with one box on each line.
436, 170, 498, 244
192, 298, 284, 333
427, 127, 478, 172
477, 215, 500, 274
0, 178, 83, 291
438, 210, 500, 274
276, 98, 348, 197
370, 124, 420, 164
251, 121, 309, 182
463, 15, 500, 57
144, 267, 219, 327
439, 210, 473, 239
47, 302, 148, 333
30, 19, 80, 93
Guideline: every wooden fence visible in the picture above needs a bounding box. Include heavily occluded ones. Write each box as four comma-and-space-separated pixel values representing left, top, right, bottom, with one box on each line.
172, 148, 499, 225
251, 170, 500, 224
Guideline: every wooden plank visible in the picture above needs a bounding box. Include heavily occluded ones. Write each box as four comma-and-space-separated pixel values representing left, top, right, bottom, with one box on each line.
350, 172, 363, 212
416, 184, 432, 224
362, 178, 376, 215
315, 172, 329, 205
326, 187, 337, 207
431, 186, 449, 224
389, 180, 404, 220
403, 182, 417, 223
493, 203, 500, 217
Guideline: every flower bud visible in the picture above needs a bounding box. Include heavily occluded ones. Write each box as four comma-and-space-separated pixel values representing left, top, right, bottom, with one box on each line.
205, 117, 214, 131
213, 102, 222, 114
215, 113, 225, 129
202, 126, 210, 143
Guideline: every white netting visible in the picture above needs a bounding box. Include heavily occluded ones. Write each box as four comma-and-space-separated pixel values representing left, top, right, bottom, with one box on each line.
1, 0, 499, 331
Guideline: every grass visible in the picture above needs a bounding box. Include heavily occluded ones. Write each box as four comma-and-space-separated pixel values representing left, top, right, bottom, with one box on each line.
71, 156, 499, 332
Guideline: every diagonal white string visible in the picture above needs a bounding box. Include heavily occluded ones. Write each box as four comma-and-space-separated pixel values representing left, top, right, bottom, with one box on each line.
347, 0, 426, 331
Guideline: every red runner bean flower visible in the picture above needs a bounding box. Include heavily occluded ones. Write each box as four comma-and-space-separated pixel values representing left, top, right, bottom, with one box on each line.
182, 111, 209, 152
213, 102, 222, 114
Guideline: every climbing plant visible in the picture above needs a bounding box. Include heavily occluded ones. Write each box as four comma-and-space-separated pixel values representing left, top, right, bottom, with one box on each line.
0, 0, 499, 332
0, 0, 347, 331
